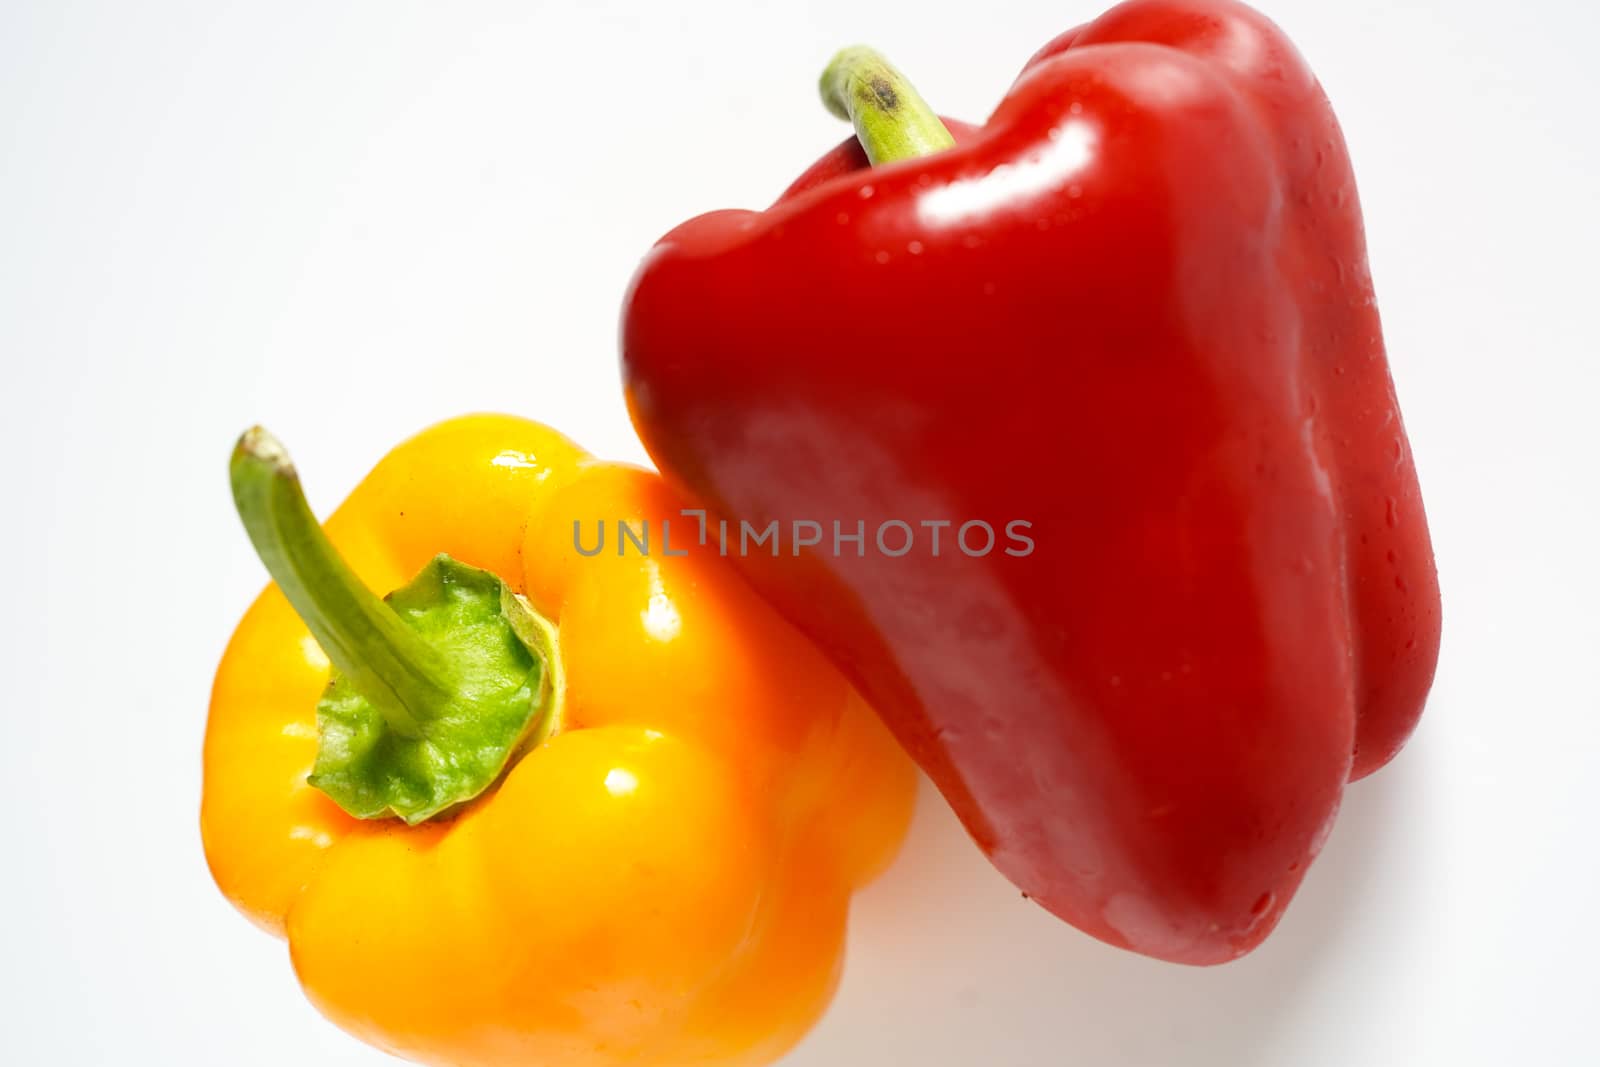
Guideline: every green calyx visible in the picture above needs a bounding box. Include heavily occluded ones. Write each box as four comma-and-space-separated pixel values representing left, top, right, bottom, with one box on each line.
229, 428, 562, 825
308, 556, 560, 823
819, 45, 955, 165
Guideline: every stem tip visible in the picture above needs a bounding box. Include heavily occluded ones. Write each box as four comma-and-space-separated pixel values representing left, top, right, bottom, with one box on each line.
234, 425, 293, 475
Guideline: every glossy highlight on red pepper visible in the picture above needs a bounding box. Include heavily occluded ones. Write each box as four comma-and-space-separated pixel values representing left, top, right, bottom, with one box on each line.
621, 0, 1441, 964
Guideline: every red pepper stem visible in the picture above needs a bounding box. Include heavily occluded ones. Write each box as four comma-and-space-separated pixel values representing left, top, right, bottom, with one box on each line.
819, 46, 956, 165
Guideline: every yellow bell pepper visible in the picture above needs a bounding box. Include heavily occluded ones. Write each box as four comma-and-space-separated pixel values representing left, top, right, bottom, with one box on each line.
202, 415, 916, 1067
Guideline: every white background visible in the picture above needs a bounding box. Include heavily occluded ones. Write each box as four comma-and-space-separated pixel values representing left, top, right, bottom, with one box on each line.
4, 1, 1598, 1064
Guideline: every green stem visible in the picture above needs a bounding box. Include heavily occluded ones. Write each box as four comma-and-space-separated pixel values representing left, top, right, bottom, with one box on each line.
819, 46, 955, 165
230, 426, 447, 739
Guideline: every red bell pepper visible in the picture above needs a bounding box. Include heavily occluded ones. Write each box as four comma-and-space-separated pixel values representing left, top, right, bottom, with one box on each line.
620, 0, 1440, 964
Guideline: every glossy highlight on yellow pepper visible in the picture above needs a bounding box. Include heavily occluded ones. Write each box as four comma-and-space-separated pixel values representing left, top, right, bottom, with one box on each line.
202, 414, 916, 1067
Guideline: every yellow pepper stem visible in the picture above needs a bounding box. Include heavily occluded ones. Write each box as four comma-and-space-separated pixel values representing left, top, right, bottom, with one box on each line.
229, 426, 563, 824
229, 427, 445, 739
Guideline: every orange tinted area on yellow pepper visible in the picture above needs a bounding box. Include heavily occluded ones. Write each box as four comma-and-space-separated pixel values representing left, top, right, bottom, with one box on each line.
202, 414, 916, 1067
